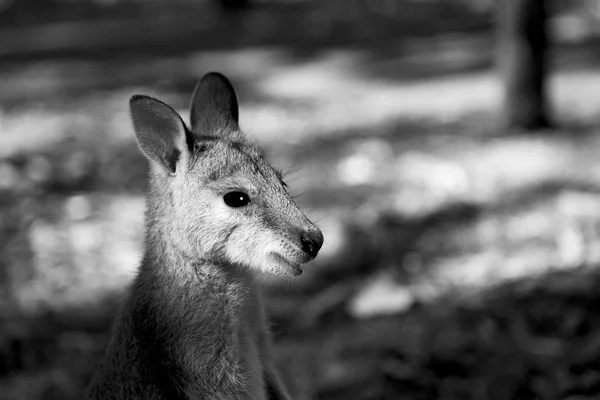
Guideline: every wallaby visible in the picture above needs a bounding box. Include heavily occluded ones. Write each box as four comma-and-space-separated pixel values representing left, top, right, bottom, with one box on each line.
85, 72, 324, 400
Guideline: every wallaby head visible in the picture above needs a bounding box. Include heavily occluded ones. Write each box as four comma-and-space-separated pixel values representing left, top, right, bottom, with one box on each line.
130, 72, 323, 277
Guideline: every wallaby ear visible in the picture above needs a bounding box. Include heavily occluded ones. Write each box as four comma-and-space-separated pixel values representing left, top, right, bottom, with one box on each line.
190, 72, 239, 136
130, 95, 188, 174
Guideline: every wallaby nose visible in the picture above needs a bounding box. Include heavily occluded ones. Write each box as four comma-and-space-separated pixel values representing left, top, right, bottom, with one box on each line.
300, 230, 324, 259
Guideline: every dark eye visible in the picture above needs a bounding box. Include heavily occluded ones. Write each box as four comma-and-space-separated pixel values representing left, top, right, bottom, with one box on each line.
223, 191, 251, 207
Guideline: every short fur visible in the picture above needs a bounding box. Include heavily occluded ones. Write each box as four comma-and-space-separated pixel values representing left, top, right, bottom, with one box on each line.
85, 73, 323, 400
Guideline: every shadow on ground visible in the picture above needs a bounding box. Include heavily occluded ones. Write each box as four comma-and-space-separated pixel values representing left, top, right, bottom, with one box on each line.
3, 267, 600, 400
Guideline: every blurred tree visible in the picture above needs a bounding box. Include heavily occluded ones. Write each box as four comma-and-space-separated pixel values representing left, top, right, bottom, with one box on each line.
497, 0, 551, 130
216, 0, 250, 12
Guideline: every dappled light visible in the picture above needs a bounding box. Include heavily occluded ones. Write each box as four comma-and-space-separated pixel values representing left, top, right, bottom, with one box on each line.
1, 1, 600, 399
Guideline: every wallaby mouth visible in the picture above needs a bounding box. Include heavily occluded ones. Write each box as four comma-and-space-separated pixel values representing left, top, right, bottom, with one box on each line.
271, 253, 303, 276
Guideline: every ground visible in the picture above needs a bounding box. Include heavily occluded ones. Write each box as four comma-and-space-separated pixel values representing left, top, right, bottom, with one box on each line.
1, 1, 600, 399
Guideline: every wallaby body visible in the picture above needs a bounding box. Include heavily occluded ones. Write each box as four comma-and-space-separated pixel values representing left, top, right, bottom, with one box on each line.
85, 73, 323, 400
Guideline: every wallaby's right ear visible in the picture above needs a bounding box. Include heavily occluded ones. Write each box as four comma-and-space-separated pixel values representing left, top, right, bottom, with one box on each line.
130, 95, 189, 174
190, 72, 239, 136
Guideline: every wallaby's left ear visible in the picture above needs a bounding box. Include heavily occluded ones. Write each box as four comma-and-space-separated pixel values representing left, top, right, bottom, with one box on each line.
190, 72, 239, 136
130, 95, 189, 174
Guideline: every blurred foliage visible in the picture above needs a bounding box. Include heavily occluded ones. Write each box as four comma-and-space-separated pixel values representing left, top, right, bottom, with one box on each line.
1, 0, 600, 399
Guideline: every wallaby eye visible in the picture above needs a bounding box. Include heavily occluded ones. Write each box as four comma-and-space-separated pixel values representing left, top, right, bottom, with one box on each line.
223, 191, 251, 207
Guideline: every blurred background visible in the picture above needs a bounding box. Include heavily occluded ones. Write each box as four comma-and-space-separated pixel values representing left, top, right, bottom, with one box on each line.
1, 0, 600, 399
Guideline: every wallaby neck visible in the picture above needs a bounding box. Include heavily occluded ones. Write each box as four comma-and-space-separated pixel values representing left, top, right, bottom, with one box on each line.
123, 178, 258, 398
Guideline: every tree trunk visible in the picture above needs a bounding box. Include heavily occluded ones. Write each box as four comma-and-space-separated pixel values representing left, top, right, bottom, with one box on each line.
216, 0, 250, 12
497, 0, 551, 130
